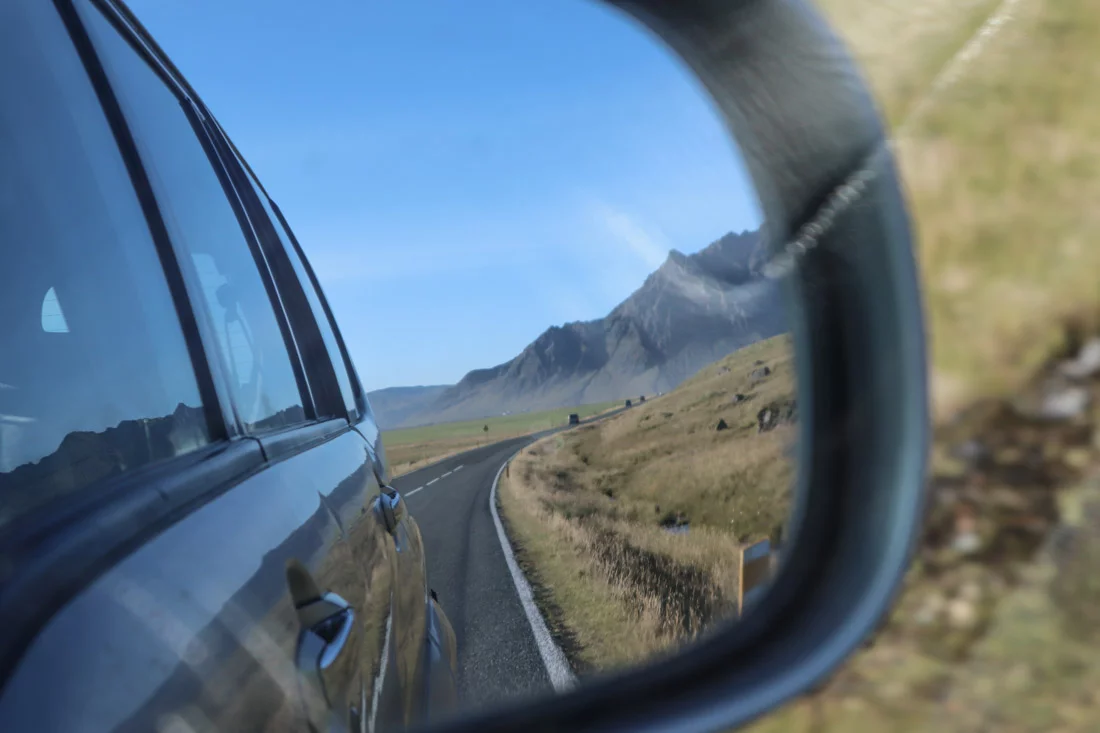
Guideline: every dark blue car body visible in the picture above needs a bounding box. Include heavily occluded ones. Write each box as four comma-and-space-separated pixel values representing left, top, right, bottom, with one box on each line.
0, 1, 457, 730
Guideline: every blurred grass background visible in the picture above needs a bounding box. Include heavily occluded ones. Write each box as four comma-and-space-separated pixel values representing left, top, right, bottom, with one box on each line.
741, 1, 1100, 730
819, 0, 1100, 420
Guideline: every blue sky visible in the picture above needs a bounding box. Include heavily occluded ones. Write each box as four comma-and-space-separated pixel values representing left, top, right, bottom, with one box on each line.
128, 0, 761, 390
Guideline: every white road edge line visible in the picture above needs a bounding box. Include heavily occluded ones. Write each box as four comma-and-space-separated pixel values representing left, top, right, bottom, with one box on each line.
406, 486, 424, 497
367, 602, 394, 733
454, 465, 464, 472
442, 470, 452, 478
489, 451, 577, 693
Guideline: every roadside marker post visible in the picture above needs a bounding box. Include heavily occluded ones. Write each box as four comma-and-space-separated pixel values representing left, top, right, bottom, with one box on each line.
737, 538, 772, 616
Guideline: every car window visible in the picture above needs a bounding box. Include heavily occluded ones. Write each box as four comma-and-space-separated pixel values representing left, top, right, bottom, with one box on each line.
244, 179, 359, 419
0, 0, 211, 529
77, 2, 307, 434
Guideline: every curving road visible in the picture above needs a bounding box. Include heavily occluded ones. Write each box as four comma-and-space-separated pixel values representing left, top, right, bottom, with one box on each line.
388, 409, 626, 709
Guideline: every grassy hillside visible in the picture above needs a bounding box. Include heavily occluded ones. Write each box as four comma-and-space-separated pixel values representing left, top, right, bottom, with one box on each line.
497, 335, 796, 672
381, 400, 622, 477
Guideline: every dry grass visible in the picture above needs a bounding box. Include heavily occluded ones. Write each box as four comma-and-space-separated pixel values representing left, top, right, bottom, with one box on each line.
497, 335, 796, 673
814, 0, 1003, 129
385, 438, 492, 479
817, 0, 1100, 421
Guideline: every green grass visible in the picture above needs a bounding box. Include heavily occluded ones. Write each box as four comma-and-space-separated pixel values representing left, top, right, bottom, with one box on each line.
380, 401, 622, 477
497, 336, 796, 673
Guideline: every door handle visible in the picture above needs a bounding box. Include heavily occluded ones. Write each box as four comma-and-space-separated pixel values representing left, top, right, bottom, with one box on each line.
295, 592, 357, 723
375, 486, 406, 535
297, 592, 354, 666
307, 599, 355, 669
286, 561, 357, 710
296, 593, 355, 681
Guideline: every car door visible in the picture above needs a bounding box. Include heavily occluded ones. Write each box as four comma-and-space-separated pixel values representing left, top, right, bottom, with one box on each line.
0, 1, 395, 731
259, 178, 435, 731
203, 118, 439, 730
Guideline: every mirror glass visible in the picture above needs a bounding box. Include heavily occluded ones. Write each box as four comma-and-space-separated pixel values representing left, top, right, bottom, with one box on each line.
362, 2, 799, 713
133, 0, 799, 721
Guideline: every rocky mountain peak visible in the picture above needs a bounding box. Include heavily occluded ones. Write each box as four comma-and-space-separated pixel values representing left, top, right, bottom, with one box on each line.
384, 227, 786, 427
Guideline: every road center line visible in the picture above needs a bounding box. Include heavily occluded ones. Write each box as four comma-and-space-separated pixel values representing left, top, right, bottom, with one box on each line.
489, 451, 576, 692
453, 465, 463, 472
442, 470, 452, 478
426, 477, 439, 486
406, 486, 424, 497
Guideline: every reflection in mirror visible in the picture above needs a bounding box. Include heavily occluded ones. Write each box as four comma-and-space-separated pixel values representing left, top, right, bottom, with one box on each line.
128, 0, 797, 724
341, 0, 798, 715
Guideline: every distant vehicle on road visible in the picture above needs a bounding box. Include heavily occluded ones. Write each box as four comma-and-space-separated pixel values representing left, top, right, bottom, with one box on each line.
625, 399, 633, 407
568, 413, 580, 425
639, 395, 646, 402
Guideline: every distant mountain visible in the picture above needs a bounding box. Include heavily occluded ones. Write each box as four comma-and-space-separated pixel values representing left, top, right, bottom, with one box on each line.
366, 385, 451, 430
393, 229, 787, 427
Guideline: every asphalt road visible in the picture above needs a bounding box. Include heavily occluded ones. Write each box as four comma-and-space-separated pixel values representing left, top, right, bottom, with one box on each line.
388, 408, 628, 709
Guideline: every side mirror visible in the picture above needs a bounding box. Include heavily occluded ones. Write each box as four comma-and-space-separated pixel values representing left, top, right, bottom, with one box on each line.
423, 0, 927, 731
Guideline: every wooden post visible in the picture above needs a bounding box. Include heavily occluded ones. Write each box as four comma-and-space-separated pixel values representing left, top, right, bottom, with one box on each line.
737, 538, 772, 616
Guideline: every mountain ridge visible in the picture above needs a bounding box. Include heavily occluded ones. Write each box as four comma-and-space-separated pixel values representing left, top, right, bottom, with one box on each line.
366, 384, 451, 430
383, 229, 785, 428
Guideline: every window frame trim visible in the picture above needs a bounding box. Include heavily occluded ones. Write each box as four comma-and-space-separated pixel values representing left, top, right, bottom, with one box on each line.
206, 117, 370, 425
182, 99, 320, 427
267, 198, 370, 425
200, 119, 352, 425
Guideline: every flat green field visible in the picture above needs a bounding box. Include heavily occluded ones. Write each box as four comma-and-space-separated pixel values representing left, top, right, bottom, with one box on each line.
381, 400, 623, 477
